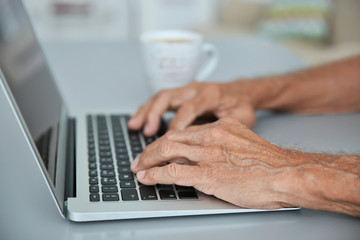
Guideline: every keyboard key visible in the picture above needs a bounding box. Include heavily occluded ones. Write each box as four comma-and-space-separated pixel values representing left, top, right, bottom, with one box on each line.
121, 189, 139, 201
90, 193, 100, 202
118, 166, 131, 173
89, 185, 99, 193
100, 164, 114, 170
131, 145, 142, 152
101, 177, 117, 185
103, 193, 120, 201
88, 156, 96, 162
98, 140, 110, 145
111, 115, 121, 120
99, 151, 112, 157
156, 184, 173, 190
130, 141, 141, 147
120, 181, 136, 188
89, 177, 98, 185
140, 186, 158, 200
116, 148, 128, 154
102, 185, 118, 193
175, 185, 195, 191
115, 142, 126, 148
144, 136, 156, 145
178, 191, 198, 199
159, 190, 177, 200
113, 132, 123, 137
98, 135, 109, 140
88, 162, 97, 169
89, 170, 98, 177
88, 149, 96, 156
116, 154, 129, 160
100, 157, 113, 164
119, 173, 134, 181
99, 145, 111, 151
101, 170, 115, 177
117, 160, 130, 166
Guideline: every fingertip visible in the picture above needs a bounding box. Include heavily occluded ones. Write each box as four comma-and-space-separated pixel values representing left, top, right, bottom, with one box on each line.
137, 170, 146, 179
143, 124, 153, 136
143, 117, 160, 136
130, 156, 139, 171
127, 117, 137, 126
127, 117, 142, 129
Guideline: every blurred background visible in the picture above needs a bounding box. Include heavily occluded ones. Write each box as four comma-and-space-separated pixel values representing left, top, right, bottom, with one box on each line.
24, 0, 360, 66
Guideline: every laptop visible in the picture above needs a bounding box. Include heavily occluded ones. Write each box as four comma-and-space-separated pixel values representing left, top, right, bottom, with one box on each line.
0, 0, 298, 222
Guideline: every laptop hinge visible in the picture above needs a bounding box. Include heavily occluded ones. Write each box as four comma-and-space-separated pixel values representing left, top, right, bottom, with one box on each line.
64, 118, 76, 201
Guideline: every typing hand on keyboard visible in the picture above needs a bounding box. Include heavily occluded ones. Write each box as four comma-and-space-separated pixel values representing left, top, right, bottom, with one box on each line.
131, 117, 296, 210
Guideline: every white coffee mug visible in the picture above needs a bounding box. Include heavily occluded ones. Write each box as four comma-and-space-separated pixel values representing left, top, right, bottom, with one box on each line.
140, 30, 218, 93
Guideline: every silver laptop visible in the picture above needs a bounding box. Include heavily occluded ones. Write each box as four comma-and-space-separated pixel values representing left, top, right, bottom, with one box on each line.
0, 0, 298, 222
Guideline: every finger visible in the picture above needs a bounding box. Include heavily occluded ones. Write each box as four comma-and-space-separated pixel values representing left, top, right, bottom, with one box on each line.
136, 163, 201, 186
227, 105, 256, 128
163, 126, 210, 146
127, 100, 153, 130
131, 140, 210, 172
143, 92, 173, 136
169, 97, 210, 130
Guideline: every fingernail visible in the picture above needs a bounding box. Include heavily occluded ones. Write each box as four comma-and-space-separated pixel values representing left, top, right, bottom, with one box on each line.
131, 156, 139, 170
137, 170, 146, 179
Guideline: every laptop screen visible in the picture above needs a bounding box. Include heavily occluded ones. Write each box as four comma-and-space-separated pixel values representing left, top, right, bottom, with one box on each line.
0, 0, 64, 184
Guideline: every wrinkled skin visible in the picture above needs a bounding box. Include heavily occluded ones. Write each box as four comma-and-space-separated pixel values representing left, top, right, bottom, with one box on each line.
131, 117, 293, 209
128, 82, 256, 136
128, 56, 360, 216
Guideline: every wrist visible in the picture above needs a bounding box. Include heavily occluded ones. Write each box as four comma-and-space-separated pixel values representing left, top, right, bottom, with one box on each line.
271, 151, 360, 215
224, 77, 290, 110
270, 150, 312, 208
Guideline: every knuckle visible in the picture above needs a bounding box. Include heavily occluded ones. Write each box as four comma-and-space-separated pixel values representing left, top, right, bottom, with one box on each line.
158, 140, 174, 157
146, 169, 159, 182
202, 84, 220, 95
209, 127, 226, 139
166, 163, 179, 178
182, 102, 196, 115
163, 129, 176, 140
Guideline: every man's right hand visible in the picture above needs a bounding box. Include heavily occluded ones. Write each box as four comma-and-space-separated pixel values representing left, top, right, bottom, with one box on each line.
127, 81, 257, 136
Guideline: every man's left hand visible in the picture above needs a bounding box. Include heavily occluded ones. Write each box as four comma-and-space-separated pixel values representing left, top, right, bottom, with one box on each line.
131, 117, 295, 209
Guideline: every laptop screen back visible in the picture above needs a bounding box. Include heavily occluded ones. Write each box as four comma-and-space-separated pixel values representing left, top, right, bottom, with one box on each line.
0, 0, 64, 184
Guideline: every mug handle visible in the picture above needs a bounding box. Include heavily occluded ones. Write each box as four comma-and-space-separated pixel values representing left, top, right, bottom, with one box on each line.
196, 43, 218, 81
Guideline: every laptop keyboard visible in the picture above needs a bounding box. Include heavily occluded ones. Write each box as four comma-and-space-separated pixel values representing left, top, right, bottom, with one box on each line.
87, 114, 198, 202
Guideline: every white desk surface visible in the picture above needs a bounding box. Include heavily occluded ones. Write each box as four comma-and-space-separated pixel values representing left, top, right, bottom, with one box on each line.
1, 37, 359, 240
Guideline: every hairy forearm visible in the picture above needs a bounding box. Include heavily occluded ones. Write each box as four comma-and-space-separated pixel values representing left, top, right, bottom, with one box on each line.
230, 55, 360, 114
276, 152, 360, 216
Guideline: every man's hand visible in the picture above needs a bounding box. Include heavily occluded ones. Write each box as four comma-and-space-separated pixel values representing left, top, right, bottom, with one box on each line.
131, 117, 360, 215
127, 82, 257, 136
131, 117, 292, 209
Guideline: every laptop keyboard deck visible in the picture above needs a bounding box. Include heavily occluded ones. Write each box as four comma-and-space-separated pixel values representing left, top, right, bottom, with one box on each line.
87, 114, 198, 202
